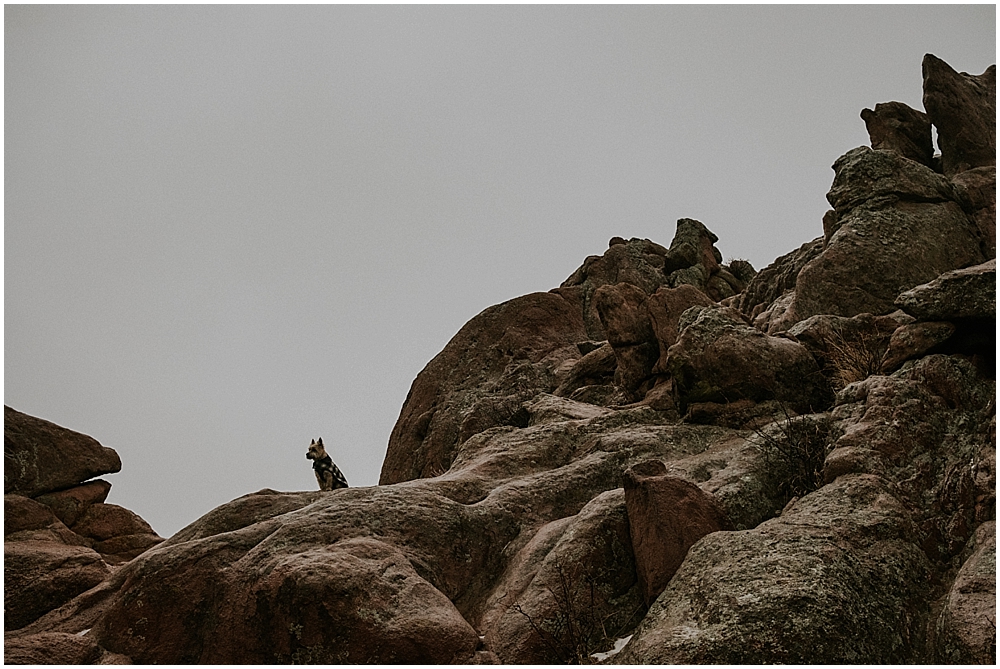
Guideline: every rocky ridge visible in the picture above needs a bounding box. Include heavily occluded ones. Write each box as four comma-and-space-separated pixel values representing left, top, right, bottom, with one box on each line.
4, 54, 995, 664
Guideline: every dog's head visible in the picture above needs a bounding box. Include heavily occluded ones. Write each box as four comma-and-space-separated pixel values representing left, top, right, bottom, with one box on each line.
306, 438, 327, 461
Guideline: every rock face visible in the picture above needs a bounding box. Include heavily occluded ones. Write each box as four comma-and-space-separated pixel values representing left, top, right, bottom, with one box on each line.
4, 407, 163, 635
742, 52, 995, 336
6, 53, 994, 665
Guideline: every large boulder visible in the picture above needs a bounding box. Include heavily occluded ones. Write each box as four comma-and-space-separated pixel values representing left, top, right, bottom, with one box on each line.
951, 166, 996, 258
662, 218, 745, 302
34, 480, 112, 528
934, 521, 996, 664
593, 283, 660, 399
379, 291, 588, 484
4, 410, 164, 633
557, 237, 671, 340
735, 237, 824, 331
647, 284, 715, 374
860, 101, 934, 166
4, 541, 111, 631
623, 460, 731, 606
894, 259, 996, 373
4, 406, 121, 497
483, 489, 643, 664
614, 474, 933, 664
895, 258, 996, 321
664, 305, 832, 415
922, 53, 996, 177
783, 147, 985, 326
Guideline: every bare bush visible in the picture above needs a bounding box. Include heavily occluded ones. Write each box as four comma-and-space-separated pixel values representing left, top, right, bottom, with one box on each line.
508, 559, 643, 664
751, 404, 833, 503
822, 325, 890, 390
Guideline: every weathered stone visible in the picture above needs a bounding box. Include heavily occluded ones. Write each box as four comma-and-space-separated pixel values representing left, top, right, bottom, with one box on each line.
778, 147, 986, 325
736, 237, 824, 327
880, 321, 956, 373
484, 490, 643, 664
4, 541, 110, 631
559, 238, 671, 339
951, 166, 996, 258
615, 475, 933, 664
665, 305, 832, 414
524, 394, 612, 426
663, 218, 720, 275
922, 54, 996, 176
553, 342, 617, 399
826, 146, 960, 215
861, 101, 934, 166
933, 521, 996, 664
593, 283, 659, 398
3, 631, 103, 665
647, 285, 715, 377
895, 258, 996, 321
380, 292, 587, 484
4, 406, 121, 497
5, 494, 62, 536
623, 461, 731, 606
71, 503, 157, 542
831, 354, 994, 561
34, 479, 112, 528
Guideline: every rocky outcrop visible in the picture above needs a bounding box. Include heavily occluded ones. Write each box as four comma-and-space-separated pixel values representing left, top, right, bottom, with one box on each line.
5, 406, 121, 497
13, 406, 796, 665
593, 283, 660, 400
379, 292, 588, 485
922, 54, 996, 177
742, 52, 995, 336
786, 147, 985, 325
664, 305, 832, 415
4, 407, 163, 635
886, 258, 996, 373
860, 101, 934, 166
556, 237, 672, 340
934, 521, 996, 664
623, 461, 731, 606
736, 237, 824, 332
6, 53, 993, 665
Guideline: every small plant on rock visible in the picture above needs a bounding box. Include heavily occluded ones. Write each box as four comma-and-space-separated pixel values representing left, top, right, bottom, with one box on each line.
750, 403, 833, 504
822, 325, 891, 390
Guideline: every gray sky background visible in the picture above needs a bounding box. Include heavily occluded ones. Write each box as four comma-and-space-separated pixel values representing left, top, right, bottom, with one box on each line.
5, 4, 995, 537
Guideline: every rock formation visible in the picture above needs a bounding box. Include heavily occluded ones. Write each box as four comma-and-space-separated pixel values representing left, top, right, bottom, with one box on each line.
5, 53, 994, 665
4, 406, 162, 649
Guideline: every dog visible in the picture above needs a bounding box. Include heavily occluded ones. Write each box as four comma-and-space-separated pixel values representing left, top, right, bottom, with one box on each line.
306, 438, 349, 491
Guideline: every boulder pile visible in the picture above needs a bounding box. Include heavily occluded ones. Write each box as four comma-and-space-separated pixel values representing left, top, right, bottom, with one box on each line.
5, 54, 994, 665
4, 406, 162, 661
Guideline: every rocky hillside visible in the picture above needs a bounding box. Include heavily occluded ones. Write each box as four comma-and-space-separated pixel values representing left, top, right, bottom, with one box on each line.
5, 53, 995, 664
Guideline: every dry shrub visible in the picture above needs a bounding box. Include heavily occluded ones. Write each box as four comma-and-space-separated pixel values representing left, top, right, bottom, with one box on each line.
508, 559, 644, 665
751, 404, 833, 503
823, 326, 891, 390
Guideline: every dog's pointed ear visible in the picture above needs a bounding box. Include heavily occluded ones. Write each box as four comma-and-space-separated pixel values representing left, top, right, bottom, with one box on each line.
310, 439, 315, 445
318, 437, 324, 446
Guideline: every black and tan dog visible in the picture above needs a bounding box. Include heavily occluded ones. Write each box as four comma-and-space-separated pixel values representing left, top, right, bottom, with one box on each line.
306, 438, 349, 491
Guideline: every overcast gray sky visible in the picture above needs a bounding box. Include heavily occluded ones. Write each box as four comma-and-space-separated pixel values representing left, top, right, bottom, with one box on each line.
5, 4, 995, 537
